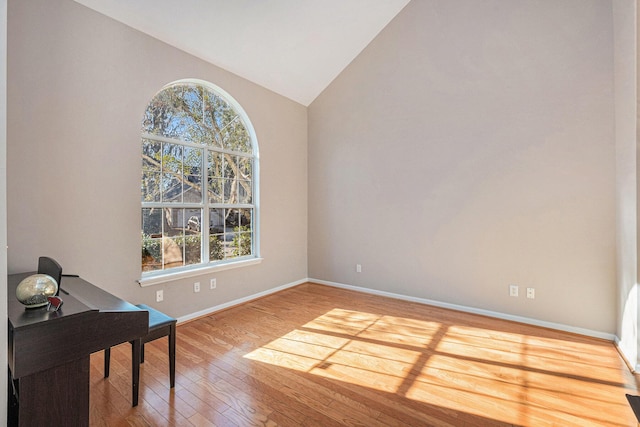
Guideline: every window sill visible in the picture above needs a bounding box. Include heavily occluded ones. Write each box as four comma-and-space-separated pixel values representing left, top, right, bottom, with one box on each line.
138, 258, 263, 287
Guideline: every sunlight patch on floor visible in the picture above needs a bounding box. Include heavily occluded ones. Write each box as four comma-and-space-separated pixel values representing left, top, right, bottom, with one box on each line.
243, 307, 632, 426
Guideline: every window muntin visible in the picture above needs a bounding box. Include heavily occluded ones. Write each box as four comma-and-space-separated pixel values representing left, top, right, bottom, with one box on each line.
142, 84, 252, 152
141, 81, 257, 276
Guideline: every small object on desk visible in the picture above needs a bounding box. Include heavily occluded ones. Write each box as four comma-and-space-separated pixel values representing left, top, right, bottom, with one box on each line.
46, 296, 63, 312
15, 274, 58, 308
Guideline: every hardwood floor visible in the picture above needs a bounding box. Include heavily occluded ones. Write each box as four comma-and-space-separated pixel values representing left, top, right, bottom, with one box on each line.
89, 283, 640, 426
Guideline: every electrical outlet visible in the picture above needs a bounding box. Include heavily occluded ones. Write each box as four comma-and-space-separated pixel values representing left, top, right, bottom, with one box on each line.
156, 290, 163, 302
527, 287, 535, 299
210, 278, 217, 289
509, 284, 519, 297
356, 264, 362, 273
194, 282, 200, 293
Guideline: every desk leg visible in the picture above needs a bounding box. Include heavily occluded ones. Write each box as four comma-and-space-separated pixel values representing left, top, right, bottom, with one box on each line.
132, 338, 141, 407
18, 356, 90, 427
169, 323, 176, 388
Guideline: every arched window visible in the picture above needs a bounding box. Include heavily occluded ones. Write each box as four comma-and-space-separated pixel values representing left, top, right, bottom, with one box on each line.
140, 80, 259, 281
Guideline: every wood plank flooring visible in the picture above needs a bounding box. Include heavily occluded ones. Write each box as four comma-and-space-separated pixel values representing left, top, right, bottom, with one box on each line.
89, 283, 640, 426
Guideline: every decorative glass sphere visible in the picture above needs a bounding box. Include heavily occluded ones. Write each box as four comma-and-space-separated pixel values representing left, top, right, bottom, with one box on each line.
16, 274, 58, 308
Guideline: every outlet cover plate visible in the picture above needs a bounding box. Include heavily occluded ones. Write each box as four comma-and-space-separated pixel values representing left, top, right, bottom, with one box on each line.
509, 285, 518, 297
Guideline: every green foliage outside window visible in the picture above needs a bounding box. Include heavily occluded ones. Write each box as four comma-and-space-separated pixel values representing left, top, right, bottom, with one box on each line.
210, 235, 224, 261
232, 226, 252, 257
141, 80, 257, 275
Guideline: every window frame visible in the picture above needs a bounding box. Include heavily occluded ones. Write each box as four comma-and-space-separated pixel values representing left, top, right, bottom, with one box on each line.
139, 79, 260, 286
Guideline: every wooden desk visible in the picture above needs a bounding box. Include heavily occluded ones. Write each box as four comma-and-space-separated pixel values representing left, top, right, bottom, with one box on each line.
7, 273, 148, 426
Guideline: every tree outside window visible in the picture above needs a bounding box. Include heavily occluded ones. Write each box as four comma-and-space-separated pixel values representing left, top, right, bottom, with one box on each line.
141, 81, 258, 275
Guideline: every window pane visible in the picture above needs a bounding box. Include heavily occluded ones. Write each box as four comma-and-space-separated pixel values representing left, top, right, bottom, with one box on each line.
223, 178, 236, 204
238, 156, 252, 180
233, 229, 252, 257
223, 155, 237, 203
221, 116, 251, 153
142, 139, 161, 171
209, 208, 225, 260
184, 147, 202, 172
162, 208, 180, 237
183, 147, 203, 203
162, 143, 183, 173
161, 143, 183, 203
222, 209, 239, 259
160, 207, 202, 268
204, 91, 236, 148
141, 86, 185, 138
142, 208, 163, 272
225, 208, 239, 228
142, 140, 162, 202
210, 208, 225, 233
183, 208, 202, 265
209, 178, 223, 204
162, 144, 182, 201
142, 170, 161, 202
202, 91, 223, 148
210, 234, 224, 261
162, 235, 183, 270
223, 240, 235, 259
142, 208, 162, 237
238, 180, 252, 204
143, 85, 215, 144
162, 173, 182, 203
239, 208, 252, 227
184, 235, 201, 265
235, 208, 253, 257
223, 209, 239, 259
237, 157, 252, 204
209, 152, 223, 178
208, 152, 223, 203
224, 154, 236, 180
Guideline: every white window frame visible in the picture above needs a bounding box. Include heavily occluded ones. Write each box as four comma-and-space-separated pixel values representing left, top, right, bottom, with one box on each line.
139, 79, 260, 286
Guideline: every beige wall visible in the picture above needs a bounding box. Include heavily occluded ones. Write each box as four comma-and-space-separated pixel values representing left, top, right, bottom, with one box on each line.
6, 0, 308, 319
309, 0, 617, 333
6, 0, 628, 339
613, 0, 638, 368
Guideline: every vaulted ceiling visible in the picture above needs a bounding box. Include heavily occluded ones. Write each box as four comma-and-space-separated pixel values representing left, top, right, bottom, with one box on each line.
73, 0, 410, 105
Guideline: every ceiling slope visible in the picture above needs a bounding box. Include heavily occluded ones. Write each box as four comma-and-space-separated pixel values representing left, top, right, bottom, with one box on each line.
74, 0, 410, 105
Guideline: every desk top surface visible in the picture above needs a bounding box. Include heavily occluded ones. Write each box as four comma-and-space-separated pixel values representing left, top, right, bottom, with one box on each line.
8, 272, 149, 380
8, 272, 142, 330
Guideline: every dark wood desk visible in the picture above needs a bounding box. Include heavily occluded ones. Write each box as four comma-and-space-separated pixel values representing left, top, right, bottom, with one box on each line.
8, 273, 148, 426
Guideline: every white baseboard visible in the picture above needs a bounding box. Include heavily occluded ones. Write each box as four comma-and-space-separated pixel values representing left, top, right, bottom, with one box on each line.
176, 278, 307, 324
177, 276, 617, 343
614, 336, 639, 373
310, 278, 617, 342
